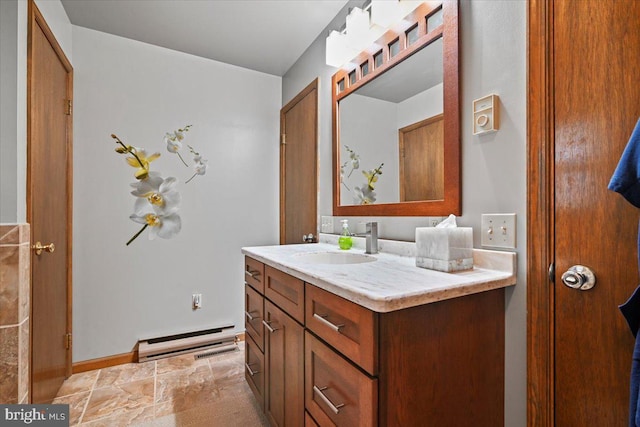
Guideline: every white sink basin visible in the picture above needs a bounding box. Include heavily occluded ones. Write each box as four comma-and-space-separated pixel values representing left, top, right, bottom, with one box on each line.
295, 251, 377, 265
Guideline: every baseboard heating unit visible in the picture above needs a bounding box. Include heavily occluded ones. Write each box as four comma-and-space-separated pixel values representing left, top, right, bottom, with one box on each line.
137, 325, 237, 362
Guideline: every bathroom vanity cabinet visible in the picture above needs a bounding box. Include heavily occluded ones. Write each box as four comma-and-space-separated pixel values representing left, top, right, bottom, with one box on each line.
243, 246, 515, 427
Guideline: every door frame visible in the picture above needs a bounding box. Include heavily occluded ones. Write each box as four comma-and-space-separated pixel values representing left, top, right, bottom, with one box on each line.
27, 0, 74, 380
279, 79, 319, 244
527, 0, 554, 425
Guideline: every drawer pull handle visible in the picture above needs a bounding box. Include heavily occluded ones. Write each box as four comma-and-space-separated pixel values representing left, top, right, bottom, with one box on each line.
245, 363, 260, 376
313, 313, 344, 333
262, 320, 279, 333
313, 385, 345, 414
245, 270, 261, 279
245, 310, 259, 321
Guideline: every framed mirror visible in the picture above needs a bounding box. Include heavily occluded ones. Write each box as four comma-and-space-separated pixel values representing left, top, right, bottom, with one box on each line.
332, 1, 459, 216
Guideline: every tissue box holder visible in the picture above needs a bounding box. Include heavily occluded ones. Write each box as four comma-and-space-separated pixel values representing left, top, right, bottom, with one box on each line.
415, 227, 473, 272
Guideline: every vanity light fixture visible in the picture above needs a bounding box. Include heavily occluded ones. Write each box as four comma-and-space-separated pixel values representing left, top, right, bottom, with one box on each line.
326, 0, 428, 68
326, 30, 359, 67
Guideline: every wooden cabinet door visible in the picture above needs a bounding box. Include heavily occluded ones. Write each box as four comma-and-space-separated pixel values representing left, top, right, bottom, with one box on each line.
305, 332, 377, 427
245, 334, 265, 410
245, 284, 265, 352
264, 300, 304, 427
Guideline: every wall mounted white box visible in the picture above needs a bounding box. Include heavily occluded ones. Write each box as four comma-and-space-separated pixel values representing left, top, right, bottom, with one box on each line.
415, 227, 473, 272
473, 94, 500, 135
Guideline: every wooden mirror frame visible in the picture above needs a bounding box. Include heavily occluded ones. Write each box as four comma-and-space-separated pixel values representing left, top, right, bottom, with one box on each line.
332, 0, 459, 216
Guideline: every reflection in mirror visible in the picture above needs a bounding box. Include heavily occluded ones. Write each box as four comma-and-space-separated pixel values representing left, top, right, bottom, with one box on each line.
332, 0, 460, 217
339, 38, 443, 206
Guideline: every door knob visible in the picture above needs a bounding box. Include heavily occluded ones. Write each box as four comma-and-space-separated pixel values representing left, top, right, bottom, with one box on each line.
32, 241, 55, 256
561, 265, 596, 290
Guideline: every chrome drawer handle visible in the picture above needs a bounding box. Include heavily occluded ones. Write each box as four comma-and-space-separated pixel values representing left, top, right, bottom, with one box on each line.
313, 385, 345, 414
245, 270, 260, 279
245, 363, 259, 376
262, 320, 279, 333
245, 310, 259, 321
313, 313, 344, 333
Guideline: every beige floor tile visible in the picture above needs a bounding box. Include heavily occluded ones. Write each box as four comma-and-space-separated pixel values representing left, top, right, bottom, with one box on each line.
52, 390, 90, 426
56, 370, 99, 397
155, 364, 222, 418
80, 404, 155, 427
53, 342, 266, 426
156, 352, 209, 375
82, 378, 155, 423
209, 357, 244, 386
94, 361, 155, 389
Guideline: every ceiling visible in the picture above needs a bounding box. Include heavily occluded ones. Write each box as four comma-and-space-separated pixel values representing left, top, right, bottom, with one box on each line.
61, 0, 350, 76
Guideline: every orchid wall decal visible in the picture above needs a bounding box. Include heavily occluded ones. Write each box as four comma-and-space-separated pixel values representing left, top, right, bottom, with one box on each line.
340, 145, 384, 205
111, 125, 207, 245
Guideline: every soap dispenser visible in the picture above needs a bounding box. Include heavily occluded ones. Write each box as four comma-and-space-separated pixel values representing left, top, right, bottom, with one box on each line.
338, 219, 353, 250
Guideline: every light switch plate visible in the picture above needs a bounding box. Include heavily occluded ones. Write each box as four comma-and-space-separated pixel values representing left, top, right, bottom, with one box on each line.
321, 216, 334, 233
481, 213, 516, 248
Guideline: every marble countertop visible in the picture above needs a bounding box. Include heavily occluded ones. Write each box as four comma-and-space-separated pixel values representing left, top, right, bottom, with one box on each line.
241, 239, 516, 313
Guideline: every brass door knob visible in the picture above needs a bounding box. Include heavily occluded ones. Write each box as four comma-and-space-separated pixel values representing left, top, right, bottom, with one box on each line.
32, 241, 55, 255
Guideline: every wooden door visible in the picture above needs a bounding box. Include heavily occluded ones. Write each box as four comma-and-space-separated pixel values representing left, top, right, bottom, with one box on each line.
528, 0, 640, 425
27, 1, 73, 403
263, 300, 304, 427
280, 80, 318, 244
398, 114, 444, 202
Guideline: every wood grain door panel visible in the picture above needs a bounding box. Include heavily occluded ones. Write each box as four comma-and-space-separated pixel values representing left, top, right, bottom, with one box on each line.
304, 332, 377, 427
529, 0, 640, 424
280, 80, 318, 244
553, 1, 640, 425
264, 300, 304, 427
399, 114, 444, 202
28, 0, 73, 403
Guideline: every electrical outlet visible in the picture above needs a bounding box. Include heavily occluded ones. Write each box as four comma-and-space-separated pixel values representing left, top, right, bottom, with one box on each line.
321, 216, 334, 233
481, 213, 516, 248
430, 217, 444, 227
192, 293, 202, 310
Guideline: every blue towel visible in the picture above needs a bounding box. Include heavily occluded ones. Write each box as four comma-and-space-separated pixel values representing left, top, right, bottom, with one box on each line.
621, 287, 640, 427
634, 338, 640, 427
609, 118, 640, 209
610, 118, 640, 427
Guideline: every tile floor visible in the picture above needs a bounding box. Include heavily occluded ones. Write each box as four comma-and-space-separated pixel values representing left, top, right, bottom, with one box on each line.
53, 342, 269, 426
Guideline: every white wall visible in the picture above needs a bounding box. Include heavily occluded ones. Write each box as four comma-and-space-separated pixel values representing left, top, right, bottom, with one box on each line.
0, 0, 70, 224
0, 0, 27, 224
339, 94, 398, 204
282, 1, 527, 425
397, 83, 443, 128
34, 0, 72, 62
72, 26, 281, 361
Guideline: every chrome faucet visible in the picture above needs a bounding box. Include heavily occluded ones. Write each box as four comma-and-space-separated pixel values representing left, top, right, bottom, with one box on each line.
355, 222, 378, 254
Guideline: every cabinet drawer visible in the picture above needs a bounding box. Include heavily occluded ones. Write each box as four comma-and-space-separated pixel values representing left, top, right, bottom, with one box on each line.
245, 334, 265, 410
245, 256, 265, 294
305, 332, 377, 427
305, 411, 319, 427
305, 285, 378, 375
265, 265, 305, 324
245, 284, 264, 352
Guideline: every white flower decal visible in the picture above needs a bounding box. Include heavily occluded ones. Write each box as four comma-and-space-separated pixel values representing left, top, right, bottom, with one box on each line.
111, 124, 206, 246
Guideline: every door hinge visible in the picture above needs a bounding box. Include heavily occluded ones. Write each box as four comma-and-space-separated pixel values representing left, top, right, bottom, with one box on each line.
65, 333, 72, 349
281, 134, 286, 145
548, 262, 555, 284
65, 99, 72, 115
